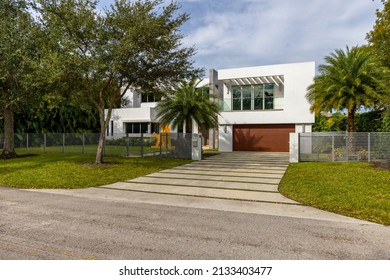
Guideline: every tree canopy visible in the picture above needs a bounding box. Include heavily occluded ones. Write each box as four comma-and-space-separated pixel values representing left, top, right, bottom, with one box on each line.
0, 0, 42, 158
36, 0, 201, 163
156, 79, 220, 133
307, 46, 389, 132
367, 0, 390, 67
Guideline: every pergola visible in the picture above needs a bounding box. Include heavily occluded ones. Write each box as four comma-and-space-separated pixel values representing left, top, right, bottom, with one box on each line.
220, 75, 284, 87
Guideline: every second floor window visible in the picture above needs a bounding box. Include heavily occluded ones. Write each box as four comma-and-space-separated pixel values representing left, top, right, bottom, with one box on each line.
232, 84, 274, 111
141, 93, 161, 103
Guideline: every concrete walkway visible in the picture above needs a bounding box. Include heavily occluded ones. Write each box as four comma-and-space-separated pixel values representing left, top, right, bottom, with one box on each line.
33, 152, 373, 224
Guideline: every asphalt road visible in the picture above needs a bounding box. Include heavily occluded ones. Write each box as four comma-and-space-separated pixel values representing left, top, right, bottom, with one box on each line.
1, 186, 389, 260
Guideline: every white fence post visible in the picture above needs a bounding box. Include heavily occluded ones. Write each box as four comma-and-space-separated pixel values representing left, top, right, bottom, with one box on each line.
289, 133, 299, 163
191, 133, 202, 161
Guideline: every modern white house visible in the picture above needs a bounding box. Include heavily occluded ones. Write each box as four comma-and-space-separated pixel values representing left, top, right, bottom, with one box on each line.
106, 61, 315, 153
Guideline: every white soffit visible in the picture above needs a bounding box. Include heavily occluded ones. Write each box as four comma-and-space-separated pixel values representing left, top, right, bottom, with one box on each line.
222, 75, 284, 86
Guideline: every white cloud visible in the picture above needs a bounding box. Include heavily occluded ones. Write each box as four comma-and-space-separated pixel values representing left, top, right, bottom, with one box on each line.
181, 0, 382, 70
99, 0, 383, 71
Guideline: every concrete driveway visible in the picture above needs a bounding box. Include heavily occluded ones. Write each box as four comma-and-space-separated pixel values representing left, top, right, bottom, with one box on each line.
32, 152, 373, 224
2, 152, 390, 259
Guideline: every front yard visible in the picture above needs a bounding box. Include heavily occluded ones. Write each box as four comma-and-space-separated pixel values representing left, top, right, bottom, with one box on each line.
279, 162, 390, 225
0, 153, 191, 189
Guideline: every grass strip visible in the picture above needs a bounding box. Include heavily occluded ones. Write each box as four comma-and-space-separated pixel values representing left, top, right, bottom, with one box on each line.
0, 153, 191, 189
279, 162, 390, 225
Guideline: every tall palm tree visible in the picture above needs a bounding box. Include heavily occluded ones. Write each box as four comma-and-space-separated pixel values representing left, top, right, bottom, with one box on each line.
307, 46, 388, 133
156, 79, 220, 133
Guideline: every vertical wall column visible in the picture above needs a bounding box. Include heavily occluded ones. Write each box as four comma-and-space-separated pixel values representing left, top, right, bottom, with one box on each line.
209, 69, 219, 149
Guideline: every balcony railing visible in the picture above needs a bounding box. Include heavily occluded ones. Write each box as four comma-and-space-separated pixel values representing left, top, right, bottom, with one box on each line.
219, 98, 284, 111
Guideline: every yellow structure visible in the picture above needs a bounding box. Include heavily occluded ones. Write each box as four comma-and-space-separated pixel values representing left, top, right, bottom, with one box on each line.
151, 125, 172, 149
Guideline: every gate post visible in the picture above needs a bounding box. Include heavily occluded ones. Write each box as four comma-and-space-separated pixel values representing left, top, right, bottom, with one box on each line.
289, 133, 299, 163
368, 132, 371, 162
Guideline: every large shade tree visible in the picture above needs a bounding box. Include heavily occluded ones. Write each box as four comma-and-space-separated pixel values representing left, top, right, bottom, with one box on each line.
155, 79, 220, 133
366, 0, 390, 130
0, 0, 41, 158
367, 0, 390, 67
306, 46, 389, 133
36, 0, 200, 164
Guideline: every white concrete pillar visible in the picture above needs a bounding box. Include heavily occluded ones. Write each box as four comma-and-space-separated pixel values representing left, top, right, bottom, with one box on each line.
289, 132, 299, 163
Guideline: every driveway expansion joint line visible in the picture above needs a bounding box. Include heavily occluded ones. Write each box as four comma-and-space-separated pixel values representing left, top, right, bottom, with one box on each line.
157, 171, 282, 180
191, 163, 289, 168
123, 181, 279, 194
94, 186, 301, 206
171, 167, 285, 175
144, 175, 279, 185
183, 165, 288, 170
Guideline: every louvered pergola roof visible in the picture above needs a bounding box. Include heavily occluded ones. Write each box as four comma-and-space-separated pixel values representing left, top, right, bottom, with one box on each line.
220, 75, 284, 86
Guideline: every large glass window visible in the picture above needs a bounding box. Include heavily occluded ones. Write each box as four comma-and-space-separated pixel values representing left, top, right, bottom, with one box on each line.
231, 84, 274, 111
126, 122, 149, 134
264, 85, 274, 109
232, 86, 241, 110
242, 86, 251, 110
141, 93, 160, 103
254, 85, 263, 110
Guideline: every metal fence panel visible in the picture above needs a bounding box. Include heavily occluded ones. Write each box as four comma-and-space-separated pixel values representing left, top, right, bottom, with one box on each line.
299, 132, 390, 162
158, 133, 192, 159
0, 133, 195, 159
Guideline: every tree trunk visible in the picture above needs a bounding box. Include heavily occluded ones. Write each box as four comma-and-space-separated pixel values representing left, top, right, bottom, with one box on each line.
1, 106, 17, 158
95, 107, 112, 164
347, 107, 355, 133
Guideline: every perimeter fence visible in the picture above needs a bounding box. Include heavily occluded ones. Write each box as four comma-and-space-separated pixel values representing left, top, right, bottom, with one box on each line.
0, 133, 196, 159
299, 132, 390, 162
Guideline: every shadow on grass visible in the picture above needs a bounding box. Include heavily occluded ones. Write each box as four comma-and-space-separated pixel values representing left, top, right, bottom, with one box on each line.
0, 153, 39, 160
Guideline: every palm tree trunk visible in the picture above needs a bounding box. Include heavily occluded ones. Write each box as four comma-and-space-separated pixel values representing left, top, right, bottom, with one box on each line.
347, 107, 356, 133
1, 106, 17, 158
183, 120, 186, 135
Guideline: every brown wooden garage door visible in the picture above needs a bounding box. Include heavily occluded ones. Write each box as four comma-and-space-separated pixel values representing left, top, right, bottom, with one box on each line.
233, 124, 295, 152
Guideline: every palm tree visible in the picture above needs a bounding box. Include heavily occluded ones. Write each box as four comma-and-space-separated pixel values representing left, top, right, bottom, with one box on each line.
155, 79, 220, 133
307, 46, 388, 133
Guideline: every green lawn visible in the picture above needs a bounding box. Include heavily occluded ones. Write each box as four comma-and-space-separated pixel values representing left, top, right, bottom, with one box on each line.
279, 162, 390, 225
0, 153, 191, 189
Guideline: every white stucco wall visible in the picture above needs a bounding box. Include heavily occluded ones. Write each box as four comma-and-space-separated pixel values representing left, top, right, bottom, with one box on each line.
218, 125, 233, 152
107, 107, 158, 134
218, 62, 315, 126
122, 88, 141, 108
216, 62, 315, 152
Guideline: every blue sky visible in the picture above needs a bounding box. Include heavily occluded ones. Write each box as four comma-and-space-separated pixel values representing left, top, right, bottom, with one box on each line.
99, 0, 382, 72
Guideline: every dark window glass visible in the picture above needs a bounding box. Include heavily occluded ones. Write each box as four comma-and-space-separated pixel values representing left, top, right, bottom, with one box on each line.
141, 123, 148, 134
151, 123, 159, 134
254, 98, 263, 109
265, 87, 274, 109
243, 98, 251, 110
265, 98, 274, 109
233, 99, 241, 110
141, 94, 157, 103
232, 86, 241, 98
133, 123, 140, 133
126, 123, 133, 134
